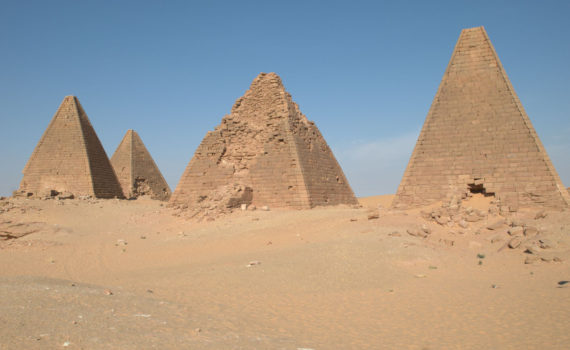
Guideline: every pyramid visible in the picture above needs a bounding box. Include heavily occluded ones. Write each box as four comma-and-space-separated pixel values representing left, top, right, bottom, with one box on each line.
170, 72, 357, 211
393, 26, 570, 209
18, 96, 124, 199
110, 130, 171, 201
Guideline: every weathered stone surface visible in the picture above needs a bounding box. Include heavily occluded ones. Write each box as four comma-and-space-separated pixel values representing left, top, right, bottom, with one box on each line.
407, 228, 427, 238
17, 96, 124, 199
111, 130, 171, 201
524, 226, 539, 237
392, 26, 570, 210
487, 219, 505, 230
170, 73, 357, 214
508, 237, 522, 249
465, 214, 482, 222
507, 227, 524, 236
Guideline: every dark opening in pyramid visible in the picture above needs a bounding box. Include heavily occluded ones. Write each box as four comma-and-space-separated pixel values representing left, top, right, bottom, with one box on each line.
111, 130, 171, 201
171, 72, 357, 213
393, 27, 569, 209
18, 96, 124, 199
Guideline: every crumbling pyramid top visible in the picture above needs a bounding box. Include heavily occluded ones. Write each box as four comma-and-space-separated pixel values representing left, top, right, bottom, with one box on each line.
392, 26, 569, 209
170, 72, 357, 218
18, 96, 124, 199
110, 129, 171, 201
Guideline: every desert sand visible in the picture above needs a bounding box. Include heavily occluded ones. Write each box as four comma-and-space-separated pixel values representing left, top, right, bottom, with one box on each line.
1, 195, 569, 349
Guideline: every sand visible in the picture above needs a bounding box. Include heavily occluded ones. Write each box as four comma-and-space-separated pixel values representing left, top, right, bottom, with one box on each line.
1, 195, 569, 349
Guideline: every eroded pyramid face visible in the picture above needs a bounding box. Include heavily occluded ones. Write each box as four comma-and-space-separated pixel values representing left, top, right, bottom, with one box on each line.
18, 96, 124, 199
393, 27, 569, 209
171, 72, 357, 217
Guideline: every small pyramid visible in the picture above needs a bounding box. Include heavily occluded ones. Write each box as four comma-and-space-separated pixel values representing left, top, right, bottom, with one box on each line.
171, 72, 357, 211
393, 27, 570, 209
110, 130, 171, 201
18, 96, 124, 199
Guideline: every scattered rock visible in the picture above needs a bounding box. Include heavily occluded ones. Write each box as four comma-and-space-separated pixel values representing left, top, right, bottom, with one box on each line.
524, 226, 538, 237
260, 206, 270, 211
507, 227, 524, 236
240, 203, 248, 211
104, 289, 113, 296
367, 212, 379, 220
435, 216, 450, 225
524, 256, 540, 264
539, 239, 555, 249
534, 210, 547, 220
465, 214, 482, 222
508, 236, 522, 249
487, 219, 505, 230
421, 224, 431, 235
246, 260, 261, 267
458, 220, 469, 228
407, 228, 427, 238
490, 235, 504, 243
349, 218, 357, 222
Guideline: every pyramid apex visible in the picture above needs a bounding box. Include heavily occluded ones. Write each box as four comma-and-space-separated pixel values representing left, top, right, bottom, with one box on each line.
252, 72, 282, 84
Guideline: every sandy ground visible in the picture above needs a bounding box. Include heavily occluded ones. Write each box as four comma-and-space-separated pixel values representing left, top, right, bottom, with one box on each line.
0, 195, 569, 349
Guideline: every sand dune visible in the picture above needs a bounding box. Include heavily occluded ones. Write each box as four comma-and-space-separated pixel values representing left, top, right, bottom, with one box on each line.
1, 196, 569, 349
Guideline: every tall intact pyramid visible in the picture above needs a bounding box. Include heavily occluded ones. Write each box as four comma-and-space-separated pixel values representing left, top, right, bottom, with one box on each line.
18, 96, 124, 199
393, 27, 570, 209
110, 130, 171, 201
170, 72, 357, 210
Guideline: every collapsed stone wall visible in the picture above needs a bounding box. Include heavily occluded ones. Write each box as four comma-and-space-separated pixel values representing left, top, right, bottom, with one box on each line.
170, 73, 357, 215
393, 27, 569, 210
18, 96, 124, 199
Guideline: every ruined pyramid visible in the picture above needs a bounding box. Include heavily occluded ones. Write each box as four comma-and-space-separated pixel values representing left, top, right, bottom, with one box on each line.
110, 130, 171, 201
393, 26, 570, 209
18, 96, 124, 199
170, 72, 357, 212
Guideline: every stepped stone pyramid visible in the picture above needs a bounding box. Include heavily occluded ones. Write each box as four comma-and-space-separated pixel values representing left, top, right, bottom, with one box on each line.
18, 96, 124, 199
110, 130, 171, 201
393, 26, 569, 209
171, 72, 357, 212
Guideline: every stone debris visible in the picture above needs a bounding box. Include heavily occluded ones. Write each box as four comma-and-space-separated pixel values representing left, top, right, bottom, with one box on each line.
534, 210, 547, 220
508, 237, 522, 249
507, 227, 524, 236
524, 226, 538, 237
367, 211, 379, 220
539, 239, 555, 249
486, 219, 505, 230
407, 227, 430, 238
246, 260, 261, 268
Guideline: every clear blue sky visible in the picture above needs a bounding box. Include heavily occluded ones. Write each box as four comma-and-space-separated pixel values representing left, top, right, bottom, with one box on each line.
1, 0, 568, 197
